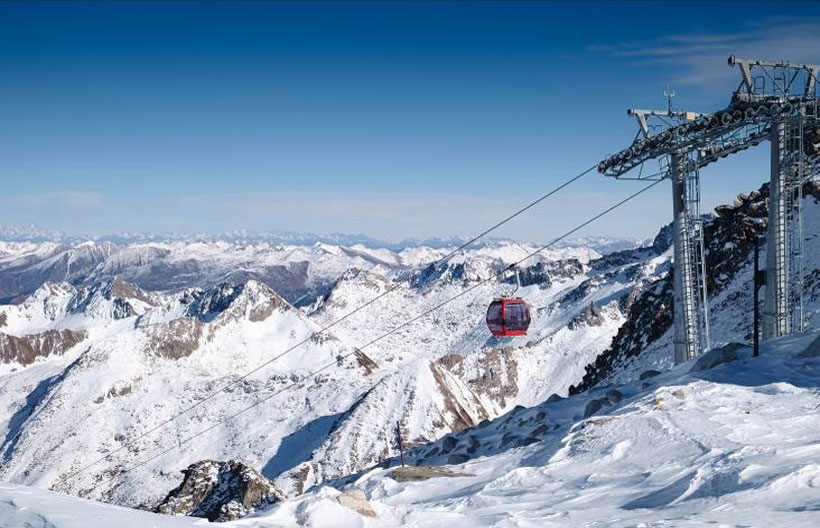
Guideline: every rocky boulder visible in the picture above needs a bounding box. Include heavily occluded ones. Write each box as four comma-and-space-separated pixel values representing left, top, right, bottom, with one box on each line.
335, 489, 377, 517
157, 460, 285, 521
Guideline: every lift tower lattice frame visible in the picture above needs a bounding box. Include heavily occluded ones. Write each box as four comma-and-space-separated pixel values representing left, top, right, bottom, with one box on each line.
598, 55, 819, 364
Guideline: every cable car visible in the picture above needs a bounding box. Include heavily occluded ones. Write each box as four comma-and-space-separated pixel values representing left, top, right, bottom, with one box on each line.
486, 298, 531, 337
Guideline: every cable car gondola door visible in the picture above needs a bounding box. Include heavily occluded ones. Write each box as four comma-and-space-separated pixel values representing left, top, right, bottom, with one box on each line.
486, 300, 505, 336
503, 300, 530, 336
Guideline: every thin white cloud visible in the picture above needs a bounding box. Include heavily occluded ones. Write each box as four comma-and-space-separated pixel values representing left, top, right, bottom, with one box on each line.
592, 17, 820, 89
3, 191, 105, 208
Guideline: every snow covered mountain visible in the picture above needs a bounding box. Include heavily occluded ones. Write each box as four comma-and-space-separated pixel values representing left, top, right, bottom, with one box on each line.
0, 181, 818, 525
0, 235, 610, 306
0, 234, 652, 509
0, 224, 641, 254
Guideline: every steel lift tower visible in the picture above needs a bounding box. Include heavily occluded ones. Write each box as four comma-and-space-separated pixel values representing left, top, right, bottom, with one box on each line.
730, 57, 820, 338
598, 56, 819, 364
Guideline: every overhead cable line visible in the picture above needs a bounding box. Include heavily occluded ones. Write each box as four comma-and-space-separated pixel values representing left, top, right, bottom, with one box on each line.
86, 177, 663, 490
61, 163, 597, 483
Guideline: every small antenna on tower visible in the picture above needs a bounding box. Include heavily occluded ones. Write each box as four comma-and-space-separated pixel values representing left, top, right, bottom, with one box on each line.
664, 85, 676, 113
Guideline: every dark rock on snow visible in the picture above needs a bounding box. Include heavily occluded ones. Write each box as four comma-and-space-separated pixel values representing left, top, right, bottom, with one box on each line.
157, 460, 285, 522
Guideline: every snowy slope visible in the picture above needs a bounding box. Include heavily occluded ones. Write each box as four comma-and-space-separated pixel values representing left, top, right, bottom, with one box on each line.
3, 332, 820, 527
254, 332, 820, 527
0, 237, 653, 509
0, 279, 379, 509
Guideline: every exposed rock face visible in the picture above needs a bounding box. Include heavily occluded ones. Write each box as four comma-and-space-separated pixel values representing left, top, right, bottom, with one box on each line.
144, 318, 203, 360
515, 258, 584, 288
438, 349, 519, 408
186, 282, 244, 322
156, 460, 285, 522
409, 257, 582, 292
186, 281, 285, 325
567, 302, 604, 330
68, 277, 157, 319
354, 348, 379, 374
429, 362, 493, 431
0, 329, 86, 365
141, 280, 287, 360
587, 225, 671, 273
275, 358, 496, 497
307, 268, 393, 316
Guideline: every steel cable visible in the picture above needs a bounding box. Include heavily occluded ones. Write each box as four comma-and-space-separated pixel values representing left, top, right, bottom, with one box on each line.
60, 163, 597, 483
83, 177, 663, 491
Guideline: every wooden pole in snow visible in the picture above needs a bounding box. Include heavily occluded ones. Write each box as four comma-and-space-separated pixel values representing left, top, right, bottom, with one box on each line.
754, 238, 765, 357
396, 422, 405, 467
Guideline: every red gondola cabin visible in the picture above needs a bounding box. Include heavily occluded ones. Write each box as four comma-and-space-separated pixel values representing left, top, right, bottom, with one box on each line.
486, 298, 531, 337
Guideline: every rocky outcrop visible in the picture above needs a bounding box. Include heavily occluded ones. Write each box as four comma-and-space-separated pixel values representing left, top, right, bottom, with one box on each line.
429, 362, 493, 431
390, 465, 473, 482
690, 342, 746, 372
142, 280, 292, 359
354, 348, 379, 374
797, 334, 820, 359
157, 460, 285, 522
309, 268, 393, 316
68, 277, 157, 319
514, 259, 584, 289
144, 317, 203, 360
438, 349, 519, 408
186, 281, 286, 325
274, 359, 496, 496
185, 282, 244, 322
567, 302, 604, 330
0, 329, 86, 365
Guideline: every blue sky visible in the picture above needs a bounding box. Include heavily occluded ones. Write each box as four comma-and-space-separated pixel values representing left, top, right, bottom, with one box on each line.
1, 1, 818, 242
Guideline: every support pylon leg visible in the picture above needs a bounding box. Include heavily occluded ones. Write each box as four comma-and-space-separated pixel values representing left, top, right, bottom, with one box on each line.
763, 120, 791, 339
671, 152, 701, 364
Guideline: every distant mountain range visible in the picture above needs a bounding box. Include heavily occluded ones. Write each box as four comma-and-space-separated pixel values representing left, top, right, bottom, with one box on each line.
0, 224, 644, 253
